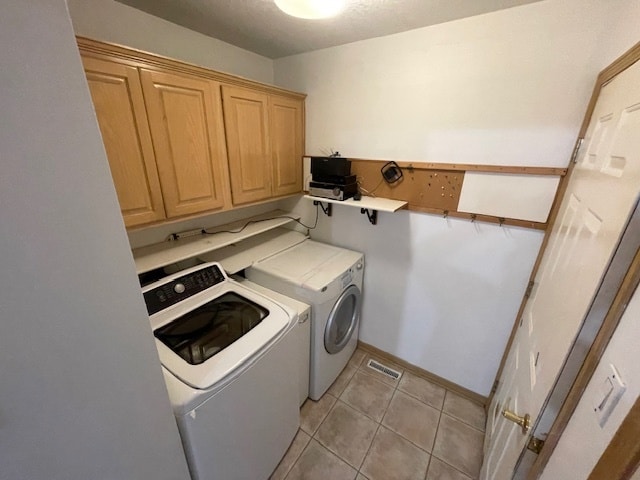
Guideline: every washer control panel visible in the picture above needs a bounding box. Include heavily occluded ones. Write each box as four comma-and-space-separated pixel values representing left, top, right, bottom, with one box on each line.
144, 265, 225, 315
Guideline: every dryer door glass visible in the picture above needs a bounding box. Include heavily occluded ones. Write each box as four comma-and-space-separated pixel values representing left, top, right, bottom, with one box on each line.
324, 284, 361, 354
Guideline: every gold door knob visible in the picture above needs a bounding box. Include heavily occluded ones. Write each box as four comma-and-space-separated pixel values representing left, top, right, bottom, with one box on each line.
502, 409, 531, 434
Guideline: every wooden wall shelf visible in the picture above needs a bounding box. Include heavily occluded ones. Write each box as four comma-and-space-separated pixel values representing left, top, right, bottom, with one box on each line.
133, 209, 300, 274
331, 157, 566, 230
304, 195, 407, 225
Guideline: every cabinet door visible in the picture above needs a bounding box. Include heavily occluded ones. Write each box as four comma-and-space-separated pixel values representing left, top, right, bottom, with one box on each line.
221, 85, 272, 205
82, 55, 165, 227
270, 95, 304, 197
140, 70, 229, 218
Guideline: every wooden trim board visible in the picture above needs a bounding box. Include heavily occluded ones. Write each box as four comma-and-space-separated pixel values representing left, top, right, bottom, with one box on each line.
344, 157, 557, 229
409, 206, 547, 230
357, 340, 487, 407
76, 36, 306, 100
587, 396, 640, 480
349, 158, 567, 176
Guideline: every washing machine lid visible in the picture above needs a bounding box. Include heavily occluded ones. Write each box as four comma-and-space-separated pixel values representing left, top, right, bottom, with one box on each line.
144, 265, 293, 391
252, 240, 363, 291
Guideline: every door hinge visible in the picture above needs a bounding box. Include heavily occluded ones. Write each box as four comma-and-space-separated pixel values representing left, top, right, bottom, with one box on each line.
571, 137, 584, 164
524, 281, 535, 298
491, 379, 500, 395
527, 435, 545, 454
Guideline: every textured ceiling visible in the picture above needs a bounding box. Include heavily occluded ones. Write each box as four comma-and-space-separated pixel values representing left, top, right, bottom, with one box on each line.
115, 0, 543, 59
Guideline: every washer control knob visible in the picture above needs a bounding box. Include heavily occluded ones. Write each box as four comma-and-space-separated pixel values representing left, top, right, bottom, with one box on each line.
356, 263, 363, 270
174, 283, 186, 294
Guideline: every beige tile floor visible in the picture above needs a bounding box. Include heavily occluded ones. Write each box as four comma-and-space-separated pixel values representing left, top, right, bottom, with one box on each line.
271, 349, 487, 480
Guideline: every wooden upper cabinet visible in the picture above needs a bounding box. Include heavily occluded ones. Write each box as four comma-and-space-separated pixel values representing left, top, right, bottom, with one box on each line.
221, 85, 273, 205
140, 70, 230, 218
269, 95, 304, 197
79, 37, 305, 227
81, 55, 165, 227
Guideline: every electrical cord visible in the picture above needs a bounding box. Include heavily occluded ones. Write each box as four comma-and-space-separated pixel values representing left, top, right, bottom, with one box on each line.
358, 176, 384, 197
201, 204, 319, 236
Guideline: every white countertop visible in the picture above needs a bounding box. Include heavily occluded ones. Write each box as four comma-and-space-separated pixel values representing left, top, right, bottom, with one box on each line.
303, 195, 407, 212
132, 210, 301, 274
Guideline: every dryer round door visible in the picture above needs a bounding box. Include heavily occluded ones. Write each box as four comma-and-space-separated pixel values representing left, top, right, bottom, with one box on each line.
324, 284, 361, 354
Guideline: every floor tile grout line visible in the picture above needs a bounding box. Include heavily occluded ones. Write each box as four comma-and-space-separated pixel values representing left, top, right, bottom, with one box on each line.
310, 394, 340, 440
358, 349, 476, 402
391, 387, 446, 417
424, 452, 433, 480
315, 393, 339, 435
295, 349, 483, 480
425, 394, 447, 480
358, 349, 487, 412
366, 362, 433, 479
315, 350, 487, 479
375, 370, 447, 458
280, 430, 311, 480
313, 439, 360, 477
442, 390, 488, 431
313, 398, 378, 472
380, 391, 441, 457
356, 415, 383, 476
396, 367, 448, 411
354, 354, 401, 477
428, 453, 476, 480
396, 385, 447, 411
440, 411, 486, 434
338, 388, 392, 425
431, 391, 480, 480
357, 366, 401, 389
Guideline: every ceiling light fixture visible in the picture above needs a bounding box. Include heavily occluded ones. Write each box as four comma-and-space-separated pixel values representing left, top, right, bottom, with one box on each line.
274, 0, 346, 19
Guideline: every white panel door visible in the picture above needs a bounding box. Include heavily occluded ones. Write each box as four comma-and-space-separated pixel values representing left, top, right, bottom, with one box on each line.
481, 59, 640, 479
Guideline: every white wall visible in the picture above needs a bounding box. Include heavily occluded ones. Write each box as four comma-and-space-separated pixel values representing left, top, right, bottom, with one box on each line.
590, 0, 640, 70
0, 2, 190, 478
283, 197, 544, 395
275, 0, 620, 167
540, 287, 640, 480
274, 0, 639, 396
67, 0, 274, 83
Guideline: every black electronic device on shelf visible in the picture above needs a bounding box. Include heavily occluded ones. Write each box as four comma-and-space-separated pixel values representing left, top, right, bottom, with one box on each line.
309, 181, 358, 201
310, 156, 357, 201
310, 156, 352, 183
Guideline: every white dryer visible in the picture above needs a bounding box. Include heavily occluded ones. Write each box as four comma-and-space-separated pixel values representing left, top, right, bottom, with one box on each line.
246, 240, 364, 401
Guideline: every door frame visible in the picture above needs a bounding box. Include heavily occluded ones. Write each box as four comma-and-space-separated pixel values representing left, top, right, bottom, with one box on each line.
587, 395, 640, 480
528, 234, 640, 478
487, 40, 640, 477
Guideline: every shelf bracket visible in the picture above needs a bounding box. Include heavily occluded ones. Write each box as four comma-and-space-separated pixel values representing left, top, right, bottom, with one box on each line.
314, 200, 332, 217
360, 208, 378, 225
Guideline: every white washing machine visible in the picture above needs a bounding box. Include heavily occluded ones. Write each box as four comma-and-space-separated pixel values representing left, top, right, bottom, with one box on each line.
142, 262, 299, 480
246, 240, 364, 400
233, 276, 311, 407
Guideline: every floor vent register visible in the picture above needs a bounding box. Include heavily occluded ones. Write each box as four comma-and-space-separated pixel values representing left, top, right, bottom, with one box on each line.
366, 359, 402, 380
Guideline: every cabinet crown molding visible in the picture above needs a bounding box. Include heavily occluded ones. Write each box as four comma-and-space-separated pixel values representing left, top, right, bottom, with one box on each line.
76, 36, 306, 100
